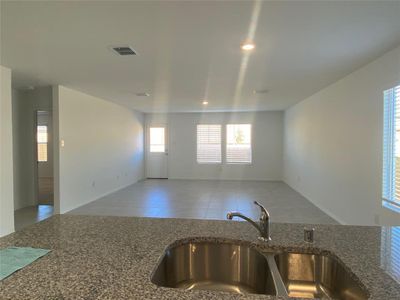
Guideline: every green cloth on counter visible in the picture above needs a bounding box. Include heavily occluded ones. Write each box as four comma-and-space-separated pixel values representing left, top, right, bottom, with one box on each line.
0, 247, 50, 280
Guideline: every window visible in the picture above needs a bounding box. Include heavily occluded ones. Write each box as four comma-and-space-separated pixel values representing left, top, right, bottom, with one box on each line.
37, 125, 48, 162
226, 124, 251, 164
383, 85, 400, 212
150, 127, 165, 152
381, 226, 400, 283
197, 125, 221, 163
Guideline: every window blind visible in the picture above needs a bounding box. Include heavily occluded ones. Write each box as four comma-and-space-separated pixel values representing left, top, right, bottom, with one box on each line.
197, 125, 221, 163
226, 124, 252, 164
383, 85, 400, 212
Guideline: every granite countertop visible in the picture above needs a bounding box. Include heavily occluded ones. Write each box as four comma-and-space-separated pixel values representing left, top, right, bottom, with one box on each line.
0, 215, 399, 299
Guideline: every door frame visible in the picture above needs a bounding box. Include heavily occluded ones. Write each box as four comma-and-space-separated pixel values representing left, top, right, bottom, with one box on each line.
33, 110, 39, 205
145, 123, 169, 179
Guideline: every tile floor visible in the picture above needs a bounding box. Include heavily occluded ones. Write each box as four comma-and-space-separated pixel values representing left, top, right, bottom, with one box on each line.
14, 204, 54, 231
69, 180, 337, 224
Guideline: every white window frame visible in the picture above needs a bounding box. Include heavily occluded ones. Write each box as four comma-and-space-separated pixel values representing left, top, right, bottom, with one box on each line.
382, 85, 400, 213
226, 124, 252, 165
196, 124, 222, 164
149, 127, 166, 153
37, 125, 48, 162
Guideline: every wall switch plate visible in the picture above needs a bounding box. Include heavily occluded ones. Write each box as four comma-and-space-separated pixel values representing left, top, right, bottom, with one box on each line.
61, 139, 65, 147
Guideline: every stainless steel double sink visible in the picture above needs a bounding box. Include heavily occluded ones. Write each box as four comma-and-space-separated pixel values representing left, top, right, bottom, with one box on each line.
151, 239, 369, 299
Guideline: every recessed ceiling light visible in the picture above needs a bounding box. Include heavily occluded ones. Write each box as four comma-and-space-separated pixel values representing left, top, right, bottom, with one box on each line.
241, 41, 255, 51
202, 101, 209, 105
135, 92, 150, 97
253, 89, 269, 95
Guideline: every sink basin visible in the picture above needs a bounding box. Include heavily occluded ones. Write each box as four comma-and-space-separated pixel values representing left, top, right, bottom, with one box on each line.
151, 240, 276, 295
152, 238, 369, 299
274, 252, 368, 300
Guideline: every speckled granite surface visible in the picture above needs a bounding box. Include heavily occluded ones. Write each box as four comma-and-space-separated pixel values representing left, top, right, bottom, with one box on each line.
0, 215, 399, 299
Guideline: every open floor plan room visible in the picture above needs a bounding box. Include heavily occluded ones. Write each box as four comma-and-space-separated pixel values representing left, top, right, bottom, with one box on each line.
1, 1, 400, 299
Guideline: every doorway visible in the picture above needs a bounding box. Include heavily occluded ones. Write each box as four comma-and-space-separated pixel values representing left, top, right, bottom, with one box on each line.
146, 125, 168, 178
12, 88, 56, 231
35, 111, 54, 206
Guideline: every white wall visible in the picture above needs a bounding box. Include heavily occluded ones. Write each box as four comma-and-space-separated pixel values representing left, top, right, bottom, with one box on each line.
12, 87, 53, 210
54, 86, 144, 213
145, 112, 283, 181
0, 66, 14, 237
283, 45, 400, 226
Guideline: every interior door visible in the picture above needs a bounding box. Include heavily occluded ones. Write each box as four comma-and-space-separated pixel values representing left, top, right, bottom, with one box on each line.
146, 126, 168, 178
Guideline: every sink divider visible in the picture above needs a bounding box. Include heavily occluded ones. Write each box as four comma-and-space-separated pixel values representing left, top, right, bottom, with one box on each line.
265, 254, 289, 299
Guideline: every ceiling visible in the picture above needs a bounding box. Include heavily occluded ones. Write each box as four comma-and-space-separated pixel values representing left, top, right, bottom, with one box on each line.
1, 1, 400, 113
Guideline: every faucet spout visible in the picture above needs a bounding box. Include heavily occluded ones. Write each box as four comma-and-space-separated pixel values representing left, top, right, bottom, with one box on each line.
226, 212, 263, 233
226, 201, 271, 241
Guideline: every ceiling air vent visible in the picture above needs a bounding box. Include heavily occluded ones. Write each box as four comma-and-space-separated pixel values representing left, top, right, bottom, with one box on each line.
111, 46, 137, 56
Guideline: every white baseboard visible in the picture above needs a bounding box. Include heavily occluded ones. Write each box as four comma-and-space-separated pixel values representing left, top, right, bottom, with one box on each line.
283, 180, 347, 225
167, 177, 282, 181
60, 177, 145, 214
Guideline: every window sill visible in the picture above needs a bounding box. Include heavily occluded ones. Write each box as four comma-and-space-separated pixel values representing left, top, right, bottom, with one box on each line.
382, 199, 400, 214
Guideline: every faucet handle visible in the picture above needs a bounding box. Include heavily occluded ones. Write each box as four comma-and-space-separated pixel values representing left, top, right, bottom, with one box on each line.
254, 201, 270, 219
